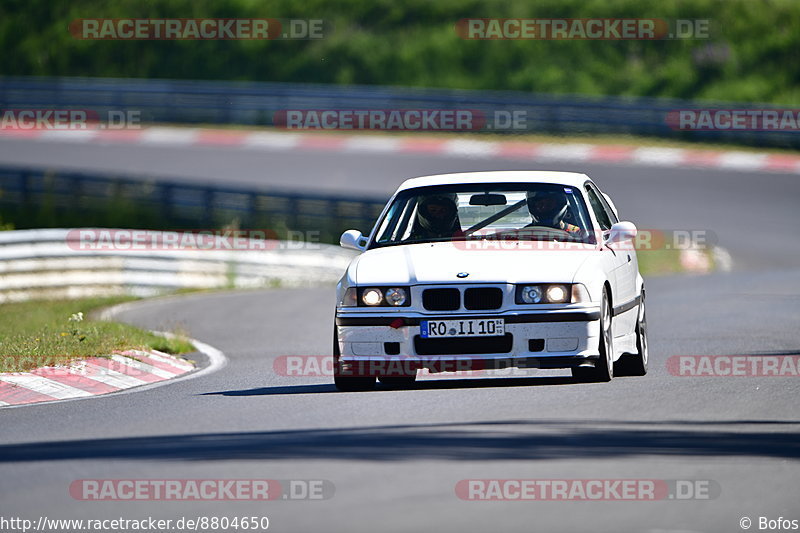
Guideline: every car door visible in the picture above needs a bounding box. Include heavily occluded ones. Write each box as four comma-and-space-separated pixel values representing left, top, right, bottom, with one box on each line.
584, 183, 631, 339
586, 183, 638, 337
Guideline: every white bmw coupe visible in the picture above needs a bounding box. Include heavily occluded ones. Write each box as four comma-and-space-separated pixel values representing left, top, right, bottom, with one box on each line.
334, 171, 648, 391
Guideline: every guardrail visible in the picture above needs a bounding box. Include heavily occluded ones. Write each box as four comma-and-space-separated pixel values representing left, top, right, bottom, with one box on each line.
0, 76, 796, 149
0, 165, 387, 239
0, 228, 357, 303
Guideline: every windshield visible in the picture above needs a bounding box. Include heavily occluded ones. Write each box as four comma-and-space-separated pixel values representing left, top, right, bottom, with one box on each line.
370, 183, 595, 248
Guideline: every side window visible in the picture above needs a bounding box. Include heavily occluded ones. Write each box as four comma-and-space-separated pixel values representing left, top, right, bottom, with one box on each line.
585, 186, 612, 231
374, 205, 395, 243
375, 197, 413, 243
595, 188, 619, 225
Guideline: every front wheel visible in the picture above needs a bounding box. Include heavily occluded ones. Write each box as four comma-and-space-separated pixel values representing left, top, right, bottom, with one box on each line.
333, 324, 375, 392
616, 291, 648, 377
378, 374, 417, 388
572, 289, 613, 382
334, 374, 376, 392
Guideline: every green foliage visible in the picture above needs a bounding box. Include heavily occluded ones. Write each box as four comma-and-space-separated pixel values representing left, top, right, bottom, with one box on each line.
1, 0, 797, 103
0, 297, 195, 372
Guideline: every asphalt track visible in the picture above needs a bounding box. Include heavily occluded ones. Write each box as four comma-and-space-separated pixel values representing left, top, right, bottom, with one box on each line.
1, 136, 799, 533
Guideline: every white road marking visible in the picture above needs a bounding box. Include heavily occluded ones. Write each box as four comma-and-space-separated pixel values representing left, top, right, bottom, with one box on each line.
81, 362, 149, 388
632, 147, 687, 166
443, 139, 500, 158
152, 333, 228, 383
344, 137, 401, 152
109, 354, 177, 379
242, 132, 301, 149
716, 152, 768, 170
135, 349, 194, 371
140, 127, 199, 145
38, 130, 100, 142
535, 143, 594, 160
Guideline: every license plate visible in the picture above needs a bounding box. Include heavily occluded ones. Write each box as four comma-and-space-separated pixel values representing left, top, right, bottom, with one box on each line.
420, 319, 505, 338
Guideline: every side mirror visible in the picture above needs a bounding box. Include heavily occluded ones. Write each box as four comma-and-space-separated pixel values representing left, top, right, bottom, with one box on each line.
340, 229, 367, 251
605, 221, 637, 244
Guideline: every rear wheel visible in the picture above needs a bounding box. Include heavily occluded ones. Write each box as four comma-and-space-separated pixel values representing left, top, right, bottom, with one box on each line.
332, 324, 376, 392
572, 289, 613, 382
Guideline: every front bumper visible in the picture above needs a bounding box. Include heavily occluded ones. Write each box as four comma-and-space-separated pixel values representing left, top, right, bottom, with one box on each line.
335, 307, 602, 372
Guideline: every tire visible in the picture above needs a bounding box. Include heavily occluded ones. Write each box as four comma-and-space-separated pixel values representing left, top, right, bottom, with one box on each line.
334, 374, 376, 392
378, 375, 417, 388
616, 291, 649, 377
572, 289, 613, 382
332, 323, 376, 392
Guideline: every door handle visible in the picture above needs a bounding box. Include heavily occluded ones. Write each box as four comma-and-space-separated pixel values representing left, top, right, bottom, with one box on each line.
627, 254, 631, 263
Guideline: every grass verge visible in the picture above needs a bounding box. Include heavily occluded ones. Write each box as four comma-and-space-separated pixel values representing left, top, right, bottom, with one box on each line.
638, 249, 686, 276
0, 296, 195, 372
639, 247, 717, 276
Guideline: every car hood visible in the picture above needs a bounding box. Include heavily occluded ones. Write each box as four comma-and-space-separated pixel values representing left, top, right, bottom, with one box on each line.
352, 241, 600, 285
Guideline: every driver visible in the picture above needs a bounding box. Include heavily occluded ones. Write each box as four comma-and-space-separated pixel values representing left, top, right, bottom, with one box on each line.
526, 189, 581, 233
410, 195, 463, 240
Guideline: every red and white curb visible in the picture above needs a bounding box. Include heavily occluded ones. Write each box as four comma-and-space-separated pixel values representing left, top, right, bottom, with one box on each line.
0, 332, 228, 408
1, 126, 798, 174
0, 349, 194, 407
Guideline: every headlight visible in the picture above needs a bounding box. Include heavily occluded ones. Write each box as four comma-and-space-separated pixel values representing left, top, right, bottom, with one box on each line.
519, 285, 543, 304
353, 287, 411, 307
385, 288, 407, 306
516, 284, 585, 304
545, 284, 569, 303
361, 288, 384, 306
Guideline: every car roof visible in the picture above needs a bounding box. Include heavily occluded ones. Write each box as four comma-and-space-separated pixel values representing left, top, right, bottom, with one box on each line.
395, 171, 591, 193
